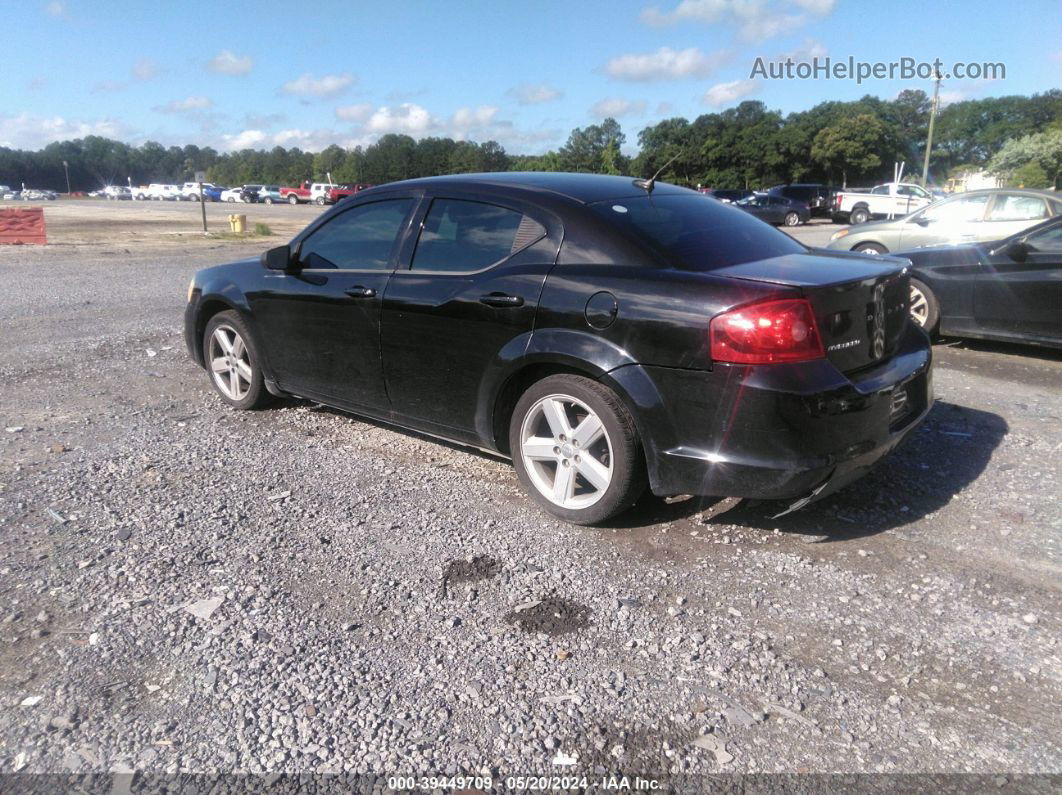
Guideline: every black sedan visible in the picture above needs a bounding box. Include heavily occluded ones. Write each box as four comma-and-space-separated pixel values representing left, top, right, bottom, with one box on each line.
734, 193, 809, 226
897, 214, 1062, 348
185, 173, 931, 524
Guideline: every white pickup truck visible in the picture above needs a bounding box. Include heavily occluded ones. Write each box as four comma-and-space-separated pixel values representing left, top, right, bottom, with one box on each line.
131, 183, 180, 201
831, 182, 934, 225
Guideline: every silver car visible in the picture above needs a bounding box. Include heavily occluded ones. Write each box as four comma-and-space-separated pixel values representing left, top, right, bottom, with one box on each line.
826, 188, 1062, 254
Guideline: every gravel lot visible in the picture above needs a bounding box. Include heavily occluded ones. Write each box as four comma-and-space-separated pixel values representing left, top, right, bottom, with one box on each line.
1, 202, 1060, 782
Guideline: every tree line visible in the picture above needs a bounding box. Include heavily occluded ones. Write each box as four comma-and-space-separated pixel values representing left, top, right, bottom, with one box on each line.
2, 89, 1058, 193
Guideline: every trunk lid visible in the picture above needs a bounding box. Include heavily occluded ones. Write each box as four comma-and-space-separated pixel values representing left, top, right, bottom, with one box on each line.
713, 251, 911, 373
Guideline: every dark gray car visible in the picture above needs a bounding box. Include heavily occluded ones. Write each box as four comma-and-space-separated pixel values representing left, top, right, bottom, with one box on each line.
826, 188, 1062, 254
734, 193, 809, 226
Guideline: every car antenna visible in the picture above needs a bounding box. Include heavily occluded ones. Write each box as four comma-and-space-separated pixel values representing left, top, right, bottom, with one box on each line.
634, 153, 679, 194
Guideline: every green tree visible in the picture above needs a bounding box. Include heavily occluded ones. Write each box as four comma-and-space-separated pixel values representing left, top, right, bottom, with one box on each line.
559, 118, 626, 173
811, 114, 890, 186
989, 129, 1062, 189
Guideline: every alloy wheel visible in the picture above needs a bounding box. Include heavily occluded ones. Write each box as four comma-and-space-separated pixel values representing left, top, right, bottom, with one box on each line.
208, 325, 253, 401
519, 394, 613, 510
909, 283, 930, 328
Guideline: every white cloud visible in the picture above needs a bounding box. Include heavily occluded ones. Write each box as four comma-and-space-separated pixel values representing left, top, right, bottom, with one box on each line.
221, 129, 267, 150
779, 37, 827, 61
365, 103, 437, 135
590, 98, 648, 118
450, 105, 499, 130
640, 0, 836, 41
132, 58, 158, 81
335, 103, 374, 122
45, 1, 65, 18
208, 50, 253, 76
507, 83, 562, 105
738, 11, 804, 42
156, 96, 213, 114
0, 112, 126, 149
937, 90, 970, 107
448, 106, 518, 142
282, 73, 355, 99
789, 0, 835, 12
604, 47, 729, 81
703, 79, 760, 107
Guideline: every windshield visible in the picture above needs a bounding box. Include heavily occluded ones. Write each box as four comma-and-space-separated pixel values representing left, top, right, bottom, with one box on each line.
592, 193, 806, 271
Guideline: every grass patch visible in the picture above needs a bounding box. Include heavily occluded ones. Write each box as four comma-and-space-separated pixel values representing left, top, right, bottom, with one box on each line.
254, 222, 272, 236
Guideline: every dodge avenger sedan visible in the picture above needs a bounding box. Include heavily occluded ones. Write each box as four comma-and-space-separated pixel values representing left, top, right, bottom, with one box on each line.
185, 173, 932, 524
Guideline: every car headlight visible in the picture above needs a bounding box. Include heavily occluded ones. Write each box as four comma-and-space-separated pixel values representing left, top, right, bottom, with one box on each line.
187, 278, 196, 303
830, 229, 848, 241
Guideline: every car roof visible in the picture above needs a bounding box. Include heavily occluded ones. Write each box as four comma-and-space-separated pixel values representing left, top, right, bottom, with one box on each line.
942, 187, 1060, 199
377, 172, 692, 204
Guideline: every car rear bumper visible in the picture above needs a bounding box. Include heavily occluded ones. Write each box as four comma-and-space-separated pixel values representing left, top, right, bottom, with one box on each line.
607, 323, 933, 504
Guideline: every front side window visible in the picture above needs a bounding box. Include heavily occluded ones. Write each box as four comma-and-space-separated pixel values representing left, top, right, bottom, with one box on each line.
298, 198, 413, 270
920, 194, 990, 224
987, 194, 1048, 222
412, 199, 534, 272
1026, 223, 1062, 252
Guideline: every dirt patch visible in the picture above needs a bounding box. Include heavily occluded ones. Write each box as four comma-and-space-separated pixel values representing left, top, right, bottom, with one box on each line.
504, 596, 592, 636
439, 555, 501, 598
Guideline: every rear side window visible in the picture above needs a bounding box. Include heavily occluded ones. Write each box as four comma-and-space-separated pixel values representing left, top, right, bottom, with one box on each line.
298, 198, 413, 270
412, 198, 542, 272
987, 194, 1048, 222
592, 194, 805, 271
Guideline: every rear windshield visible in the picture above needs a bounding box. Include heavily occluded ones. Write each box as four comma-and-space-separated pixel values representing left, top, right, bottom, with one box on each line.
590, 193, 805, 271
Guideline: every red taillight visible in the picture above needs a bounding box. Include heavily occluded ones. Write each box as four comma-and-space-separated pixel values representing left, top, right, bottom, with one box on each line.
710, 298, 825, 364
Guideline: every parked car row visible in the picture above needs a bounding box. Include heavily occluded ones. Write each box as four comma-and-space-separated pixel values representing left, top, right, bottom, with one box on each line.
81, 181, 374, 205
1, 185, 58, 201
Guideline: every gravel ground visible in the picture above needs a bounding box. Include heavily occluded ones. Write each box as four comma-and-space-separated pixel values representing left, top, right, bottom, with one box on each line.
0, 221, 1060, 784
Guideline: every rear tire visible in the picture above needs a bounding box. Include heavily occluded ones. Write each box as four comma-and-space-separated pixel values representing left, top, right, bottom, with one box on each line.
850, 207, 870, 225
908, 278, 939, 334
784, 211, 800, 227
202, 311, 272, 410
509, 374, 646, 525
288, 194, 299, 205
264, 197, 274, 205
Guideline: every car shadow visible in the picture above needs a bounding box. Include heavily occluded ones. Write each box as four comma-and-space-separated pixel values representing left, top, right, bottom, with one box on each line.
937, 337, 1062, 363
602, 400, 1009, 540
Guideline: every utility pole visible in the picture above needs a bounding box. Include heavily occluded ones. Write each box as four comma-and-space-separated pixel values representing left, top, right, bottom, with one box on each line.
62, 160, 71, 195
921, 69, 942, 186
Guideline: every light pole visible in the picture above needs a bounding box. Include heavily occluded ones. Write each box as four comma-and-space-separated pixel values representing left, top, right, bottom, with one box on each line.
921, 70, 942, 186
62, 160, 71, 195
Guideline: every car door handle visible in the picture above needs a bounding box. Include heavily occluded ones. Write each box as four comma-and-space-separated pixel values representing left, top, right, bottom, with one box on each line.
344, 286, 376, 298
479, 293, 524, 307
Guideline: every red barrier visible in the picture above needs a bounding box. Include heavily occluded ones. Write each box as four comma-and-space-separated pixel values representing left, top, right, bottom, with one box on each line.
0, 207, 48, 245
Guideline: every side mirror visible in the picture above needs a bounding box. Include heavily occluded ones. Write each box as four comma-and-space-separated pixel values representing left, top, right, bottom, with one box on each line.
261, 244, 295, 272
993, 239, 1028, 261
913, 217, 931, 226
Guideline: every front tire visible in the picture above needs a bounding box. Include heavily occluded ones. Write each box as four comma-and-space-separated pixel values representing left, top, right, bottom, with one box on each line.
783, 211, 800, 227
853, 242, 888, 255
264, 197, 274, 205
510, 374, 646, 525
908, 278, 940, 333
202, 311, 272, 410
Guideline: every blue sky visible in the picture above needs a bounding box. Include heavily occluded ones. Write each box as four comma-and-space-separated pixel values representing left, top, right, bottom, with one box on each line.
2, 0, 1060, 155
